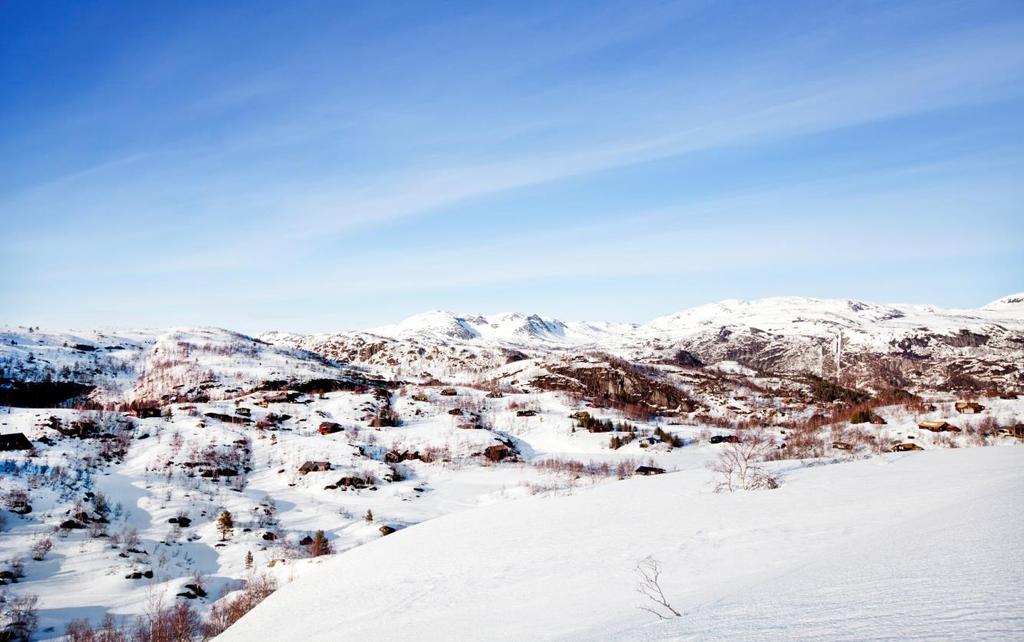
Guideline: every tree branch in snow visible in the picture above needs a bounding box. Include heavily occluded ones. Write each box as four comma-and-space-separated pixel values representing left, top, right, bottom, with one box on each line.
635, 556, 681, 620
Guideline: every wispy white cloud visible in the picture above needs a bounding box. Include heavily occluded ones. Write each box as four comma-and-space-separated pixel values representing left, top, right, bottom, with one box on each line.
3, 2, 1023, 330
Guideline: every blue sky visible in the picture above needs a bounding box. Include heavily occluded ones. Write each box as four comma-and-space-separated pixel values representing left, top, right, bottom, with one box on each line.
1, 0, 1022, 333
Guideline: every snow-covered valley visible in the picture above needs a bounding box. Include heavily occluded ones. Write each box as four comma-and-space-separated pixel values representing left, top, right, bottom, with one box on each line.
1, 295, 1022, 641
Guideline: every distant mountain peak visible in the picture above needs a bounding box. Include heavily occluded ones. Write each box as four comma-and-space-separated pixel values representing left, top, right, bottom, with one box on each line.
983, 292, 1024, 310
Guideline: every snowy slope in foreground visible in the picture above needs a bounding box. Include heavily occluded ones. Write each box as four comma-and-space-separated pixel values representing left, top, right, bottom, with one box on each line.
220, 447, 1024, 642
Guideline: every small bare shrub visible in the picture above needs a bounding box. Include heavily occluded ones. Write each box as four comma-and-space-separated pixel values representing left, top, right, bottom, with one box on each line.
30, 537, 52, 561
635, 556, 681, 620
64, 614, 128, 642
0, 590, 39, 642
309, 530, 332, 557
202, 574, 277, 638
772, 422, 825, 460
3, 489, 30, 515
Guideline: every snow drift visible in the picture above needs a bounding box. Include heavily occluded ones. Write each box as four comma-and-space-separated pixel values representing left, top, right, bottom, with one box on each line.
219, 446, 1024, 641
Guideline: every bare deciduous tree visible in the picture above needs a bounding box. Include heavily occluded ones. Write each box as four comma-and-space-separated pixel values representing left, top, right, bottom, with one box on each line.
711, 430, 779, 492
635, 556, 681, 620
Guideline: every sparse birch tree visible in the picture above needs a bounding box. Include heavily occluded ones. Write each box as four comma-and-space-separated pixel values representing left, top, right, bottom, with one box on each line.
711, 430, 779, 492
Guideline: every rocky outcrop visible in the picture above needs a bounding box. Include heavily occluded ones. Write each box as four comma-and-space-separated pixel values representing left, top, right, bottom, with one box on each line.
533, 357, 694, 412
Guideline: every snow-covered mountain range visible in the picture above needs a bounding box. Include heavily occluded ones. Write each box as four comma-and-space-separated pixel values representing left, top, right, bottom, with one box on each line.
271, 293, 1024, 352
262, 294, 1024, 392
4, 294, 1022, 409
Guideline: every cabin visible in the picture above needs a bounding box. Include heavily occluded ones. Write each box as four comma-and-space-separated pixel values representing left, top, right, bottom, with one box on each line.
439, 388, 458, 396
204, 412, 251, 425
635, 465, 666, 476
298, 461, 332, 475
0, 432, 32, 451
918, 420, 960, 433
485, 391, 504, 399
710, 435, 740, 444
256, 391, 294, 407
831, 441, 852, 451
516, 410, 537, 417
384, 450, 427, 464
893, 442, 924, 452
869, 415, 887, 425
954, 401, 985, 414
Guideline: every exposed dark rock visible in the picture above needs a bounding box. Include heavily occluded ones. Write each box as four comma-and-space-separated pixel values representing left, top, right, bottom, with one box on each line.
941, 329, 990, 348
184, 583, 207, 598
662, 350, 704, 368
318, 422, 344, 435
483, 444, 512, 462
334, 476, 370, 489
534, 357, 693, 412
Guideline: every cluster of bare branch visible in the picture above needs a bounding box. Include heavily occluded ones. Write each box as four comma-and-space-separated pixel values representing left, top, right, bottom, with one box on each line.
635, 556, 681, 620
711, 430, 779, 492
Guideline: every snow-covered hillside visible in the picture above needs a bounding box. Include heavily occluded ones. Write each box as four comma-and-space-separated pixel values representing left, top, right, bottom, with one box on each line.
1, 294, 1022, 641
0, 326, 367, 407
219, 446, 1024, 642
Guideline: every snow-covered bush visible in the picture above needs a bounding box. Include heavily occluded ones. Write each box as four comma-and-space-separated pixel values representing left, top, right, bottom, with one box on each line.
0, 590, 38, 642
4, 558, 25, 581
2, 490, 30, 516
30, 537, 52, 561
